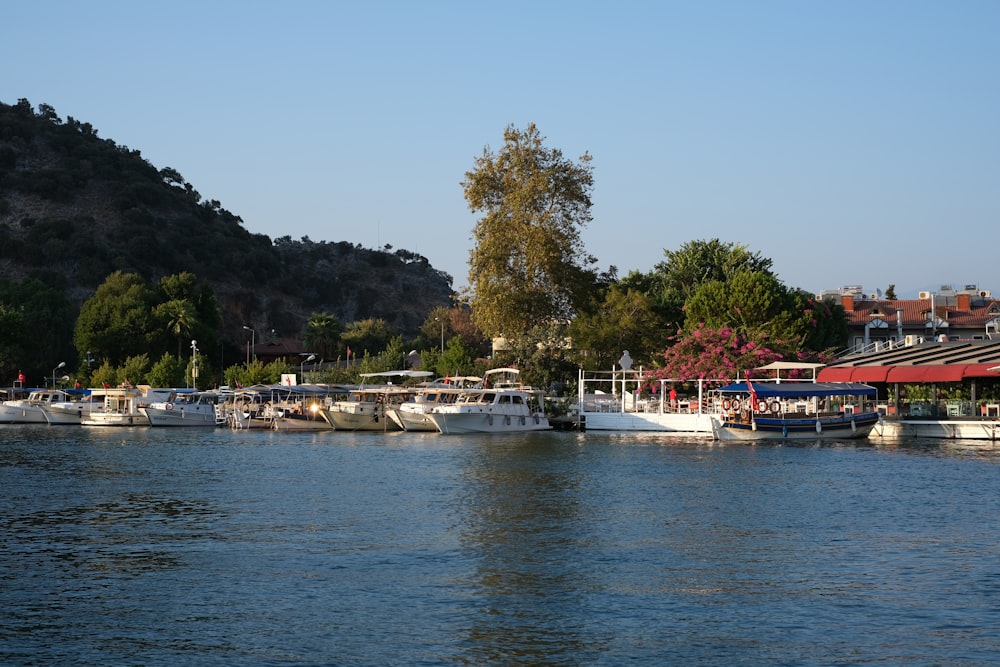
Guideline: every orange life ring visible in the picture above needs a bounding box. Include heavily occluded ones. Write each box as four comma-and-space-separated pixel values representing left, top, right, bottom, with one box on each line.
731, 398, 742, 411
722, 398, 732, 410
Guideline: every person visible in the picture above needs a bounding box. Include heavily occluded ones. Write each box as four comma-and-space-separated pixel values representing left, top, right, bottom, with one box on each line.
669, 386, 677, 406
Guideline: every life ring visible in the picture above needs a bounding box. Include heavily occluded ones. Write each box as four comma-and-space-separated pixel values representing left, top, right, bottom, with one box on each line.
165, 403, 174, 411
731, 398, 741, 411
722, 398, 732, 410
769, 401, 780, 414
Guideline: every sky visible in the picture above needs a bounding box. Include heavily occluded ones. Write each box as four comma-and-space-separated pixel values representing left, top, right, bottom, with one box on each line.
5, 1, 998, 299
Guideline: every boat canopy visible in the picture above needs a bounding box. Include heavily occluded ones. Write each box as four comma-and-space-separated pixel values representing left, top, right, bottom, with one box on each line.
717, 381, 876, 398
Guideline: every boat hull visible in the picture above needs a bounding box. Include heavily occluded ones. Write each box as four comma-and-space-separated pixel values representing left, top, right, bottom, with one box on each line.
428, 410, 550, 434
319, 406, 400, 431
871, 419, 1000, 440
0, 405, 48, 424
141, 407, 223, 427
581, 411, 717, 435
715, 413, 880, 441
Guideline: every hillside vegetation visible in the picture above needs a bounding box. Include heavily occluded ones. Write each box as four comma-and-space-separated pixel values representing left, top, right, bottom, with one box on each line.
0, 99, 455, 343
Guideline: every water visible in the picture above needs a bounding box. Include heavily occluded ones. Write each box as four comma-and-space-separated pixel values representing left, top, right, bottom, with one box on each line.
2, 427, 999, 666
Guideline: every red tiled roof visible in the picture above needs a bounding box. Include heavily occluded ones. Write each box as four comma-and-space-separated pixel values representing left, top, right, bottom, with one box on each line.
842, 297, 1000, 329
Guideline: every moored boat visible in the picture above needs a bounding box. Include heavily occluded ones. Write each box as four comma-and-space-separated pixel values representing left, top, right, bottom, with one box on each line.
575, 368, 726, 435
140, 389, 229, 427
319, 371, 431, 431
0, 389, 77, 424
385, 376, 481, 432
81, 386, 175, 427
712, 379, 880, 441
426, 369, 551, 434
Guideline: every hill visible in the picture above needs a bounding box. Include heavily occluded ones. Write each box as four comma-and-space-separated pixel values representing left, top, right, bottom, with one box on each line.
0, 99, 456, 342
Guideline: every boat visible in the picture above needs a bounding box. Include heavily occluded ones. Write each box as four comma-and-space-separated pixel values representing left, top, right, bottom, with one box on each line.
574, 368, 726, 435
426, 368, 551, 434
712, 379, 880, 441
319, 371, 432, 432
219, 386, 272, 430
385, 376, 481, 432
0, 389, 78, 424
81, 385, 175, 426
269, 385, 346, 431
41, 389, 106, 425
140, 389, 229, 427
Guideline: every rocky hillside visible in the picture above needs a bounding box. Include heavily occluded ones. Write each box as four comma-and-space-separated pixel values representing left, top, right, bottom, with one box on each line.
0, 99, 455, 339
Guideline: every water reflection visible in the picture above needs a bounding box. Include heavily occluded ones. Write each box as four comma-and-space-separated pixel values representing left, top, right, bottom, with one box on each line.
456, 434, 606, 664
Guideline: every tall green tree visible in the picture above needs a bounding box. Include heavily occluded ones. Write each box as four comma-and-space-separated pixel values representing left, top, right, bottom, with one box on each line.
567, 285, 667, 370
74, 271, 156, 366
683, 272, 847, 360
304, 312, 343, 359
622, 239, 774, 330
462, 123, 597, 340
341, 318, 393, 359
0, 277, 75, 383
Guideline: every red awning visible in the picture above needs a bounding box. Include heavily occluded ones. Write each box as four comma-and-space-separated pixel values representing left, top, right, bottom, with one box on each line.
816, 366, 856, 382
962, 363, 1000, 379
886, 366, 965, 383
847, 366, 892, 383
820, 362, 1000, 384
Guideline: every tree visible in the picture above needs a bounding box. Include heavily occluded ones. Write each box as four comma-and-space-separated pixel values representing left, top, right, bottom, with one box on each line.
147, 352, 185, 388
341, 318, 393, 359
462, 123, 597, 341
623, 239, 774, 330
156, 298, 198, 359
304, 312, 343, 359
684, 273, 847, 358
567, 285, 668, 371
74, 271, 157, 366
885, 284, 897, 300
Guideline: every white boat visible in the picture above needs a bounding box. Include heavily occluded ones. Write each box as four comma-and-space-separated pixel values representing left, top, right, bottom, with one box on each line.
712, 379, 880, 441
574, 368, 725, 435
0, 389, 77, 424
426, 368, 551, 434
42, 390, 106, 425
385, 376, 481, 432
319, 371, 432, 431
140, 389, 228, 427
81, 385, 175, 427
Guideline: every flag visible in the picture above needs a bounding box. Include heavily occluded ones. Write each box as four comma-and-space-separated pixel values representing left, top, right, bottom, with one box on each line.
747, 378, 760, 411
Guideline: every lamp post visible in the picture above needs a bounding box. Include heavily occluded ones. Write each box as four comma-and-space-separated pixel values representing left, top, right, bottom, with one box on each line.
190, 340, 199, 389
243, 325, 255, 366
301, 353, 316, 383
52, 361, 65, 389
435, 317, 444, 352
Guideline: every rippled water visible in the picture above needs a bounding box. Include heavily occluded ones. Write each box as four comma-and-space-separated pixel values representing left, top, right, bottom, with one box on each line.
2, 426, 999, 666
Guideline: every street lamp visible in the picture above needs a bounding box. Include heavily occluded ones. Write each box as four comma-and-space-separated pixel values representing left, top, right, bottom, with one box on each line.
52, 361, 65, 389
242, 325, 255, 366
435, 317, 444, 352
301, 353, 316, 383
190, 339, 199, 389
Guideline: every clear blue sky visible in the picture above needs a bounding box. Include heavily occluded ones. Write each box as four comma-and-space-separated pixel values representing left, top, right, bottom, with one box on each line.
5, 1, 998, 298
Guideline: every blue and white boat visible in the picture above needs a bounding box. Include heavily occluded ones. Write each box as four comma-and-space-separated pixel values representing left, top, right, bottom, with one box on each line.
713, 380, 880, 441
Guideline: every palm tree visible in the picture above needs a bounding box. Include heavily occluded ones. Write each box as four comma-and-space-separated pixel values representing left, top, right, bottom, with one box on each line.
304, 312, 342, 360
158, 299, 198, 358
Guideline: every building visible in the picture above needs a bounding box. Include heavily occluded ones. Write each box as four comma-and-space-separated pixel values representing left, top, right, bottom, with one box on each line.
819, 284, 1000, 354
